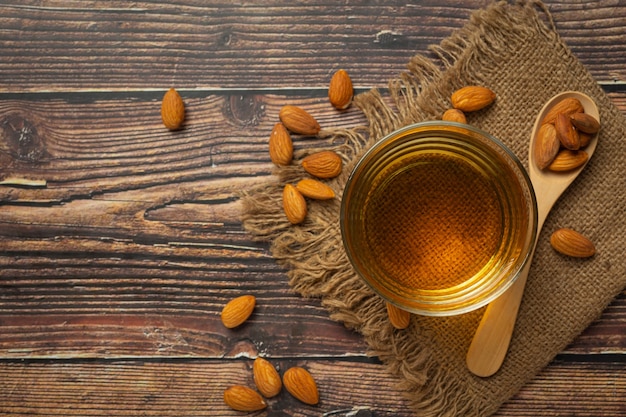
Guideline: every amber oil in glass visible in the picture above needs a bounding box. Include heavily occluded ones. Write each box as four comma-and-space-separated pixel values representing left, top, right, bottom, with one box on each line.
340, 122, 537, 316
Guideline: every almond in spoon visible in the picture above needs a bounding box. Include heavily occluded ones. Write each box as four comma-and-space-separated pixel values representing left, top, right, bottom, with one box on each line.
555, 113, 580, 150
570, 112, 600, 134
541, 97, 584, 125
547, 149, 588, 172
534, 123, 560, 170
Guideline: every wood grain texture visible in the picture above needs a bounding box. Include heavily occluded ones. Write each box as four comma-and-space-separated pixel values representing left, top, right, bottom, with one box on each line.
0, 359, 624, 416
0, 1, 624, 92
1, 1, 625, 416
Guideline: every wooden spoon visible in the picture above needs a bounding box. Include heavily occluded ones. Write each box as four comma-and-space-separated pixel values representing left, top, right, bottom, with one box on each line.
466, 91, 600, 377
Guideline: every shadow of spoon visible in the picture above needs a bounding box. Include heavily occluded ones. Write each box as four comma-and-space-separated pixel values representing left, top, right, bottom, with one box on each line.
466, 91, 600, 377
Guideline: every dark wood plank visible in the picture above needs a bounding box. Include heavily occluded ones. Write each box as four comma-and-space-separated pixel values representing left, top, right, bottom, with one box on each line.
498, 359, 626, 416
0, 1, 624, 91
1, 92, 625, 359
1, 2, 625, 416
0, 359, 623, 416
0, 94, 364, 203
0, 360, 413, 417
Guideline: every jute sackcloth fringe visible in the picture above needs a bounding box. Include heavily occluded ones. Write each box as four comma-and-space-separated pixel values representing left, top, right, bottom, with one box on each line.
241, 1, 626, 415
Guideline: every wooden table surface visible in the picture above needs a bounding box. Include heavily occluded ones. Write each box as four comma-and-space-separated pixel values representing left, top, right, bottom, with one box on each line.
1, 1, 624, 416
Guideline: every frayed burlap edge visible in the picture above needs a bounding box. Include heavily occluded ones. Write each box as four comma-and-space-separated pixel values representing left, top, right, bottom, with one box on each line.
241, 1, 625, 416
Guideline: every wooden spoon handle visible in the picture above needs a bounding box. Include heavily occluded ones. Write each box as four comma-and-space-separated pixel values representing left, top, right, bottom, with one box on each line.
467, 179, 552, 377
466, 253, 534, 377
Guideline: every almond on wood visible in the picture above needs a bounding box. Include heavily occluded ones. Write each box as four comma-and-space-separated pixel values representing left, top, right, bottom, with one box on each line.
223, 385, 267, 412
220, 295, 256, 329
328, 69, 354, 110
161, 87, 185, 130
253, 357, 282, 398
269, 122, 293, 166
279, 105, 321, 135
282, 366, 319, 406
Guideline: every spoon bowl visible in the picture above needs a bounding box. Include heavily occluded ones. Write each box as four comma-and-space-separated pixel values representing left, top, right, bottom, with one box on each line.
466, 91, 599, 377
527, 92, 600, 216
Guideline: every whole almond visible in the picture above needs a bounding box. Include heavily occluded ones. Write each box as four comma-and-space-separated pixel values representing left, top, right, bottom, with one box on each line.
570, 112, 600, 134
550, 228, 596, 258
161, 88, 185, 130
548, 149, 588, 172
283, 366, 319, 405
450, 86, 496, 112
541, 97, 584, 125
220, 295, 256, 329
269, 122, 293, 166
534, 123, 560, 170
555, 113, 580, 150
386, 302, 410, 330
328, 69, 354, 110
279, 105, 321, 135
283, 184, 307, 224
253, 357, 282, 398
296, 178, 335, 200
223, 385, 267, 412
442, 108, 467, 124
301, 150, 342, 179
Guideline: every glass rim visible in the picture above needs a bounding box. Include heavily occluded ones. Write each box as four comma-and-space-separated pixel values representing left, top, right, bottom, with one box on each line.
340, 121, 538, 316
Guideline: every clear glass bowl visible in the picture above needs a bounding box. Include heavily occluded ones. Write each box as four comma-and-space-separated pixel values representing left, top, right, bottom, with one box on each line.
340, 121, 537, 316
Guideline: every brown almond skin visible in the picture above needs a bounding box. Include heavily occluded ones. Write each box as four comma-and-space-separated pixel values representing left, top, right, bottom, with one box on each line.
570, 112, 600, 134
328, 69, 354, 110
220, 295, 256, 329
301, 150, 343, 179
548, 149, 588, 172
578, 131, 593, 148
450, 86, 496, 112
269, 122, 293, 166
253, 357, 282, 398
541, 97, 584, 125
279, 105, 321, 135
283, 184, 307, 224
442, 108, 467, 124
223, 385, 267, 412
550, 228, 596, 258
161, 88, 185, 130
555, 113, 580, 150
283, 367, 319, 405
534, 123, 560, 170
296, 178, 335, 200
386, 302, 410, 330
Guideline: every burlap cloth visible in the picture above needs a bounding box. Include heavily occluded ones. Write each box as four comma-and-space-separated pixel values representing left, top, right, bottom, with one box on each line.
241, 1, 626, 415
